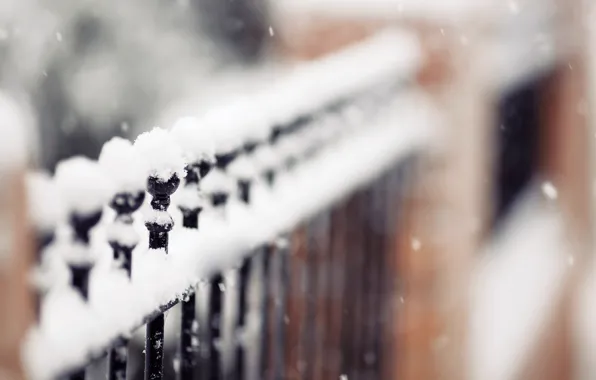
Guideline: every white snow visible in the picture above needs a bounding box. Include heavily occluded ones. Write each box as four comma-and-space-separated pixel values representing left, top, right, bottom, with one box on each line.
134, 127, 186, 181
57, 240, 99, 266
170, 116, 216, 164
105, 223, 140, 247
540, 181, 558, 200
468, 189, 569, 380
26, 172, 66, 233
143, 209, 174, 227
54, 157, 114, 216
227, 155, 258, 180
186, 28, 420, 146
99, 137, 147, 193
201, 105, 244, 155
252, 145, 278, 173
24, 92, 436, 380
173, 186, 207, 211
200, 169, 236, 196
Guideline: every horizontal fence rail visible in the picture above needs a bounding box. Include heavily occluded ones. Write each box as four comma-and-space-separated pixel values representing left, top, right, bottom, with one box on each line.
23, 29, 437, 380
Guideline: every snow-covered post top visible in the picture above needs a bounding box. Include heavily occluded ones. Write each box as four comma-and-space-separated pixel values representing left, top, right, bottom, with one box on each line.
26, 172, 66, 259
26, 172, 66, 322
170, 117, 215, 229
55, 157, 112, 300
200, 108, 242, 215
228, 103, 270, 204
99, 137, 147, 276
134, 127, 184, 252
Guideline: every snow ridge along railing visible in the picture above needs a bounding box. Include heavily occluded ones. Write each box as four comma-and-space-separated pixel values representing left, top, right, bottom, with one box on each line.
24, 29, 433, 380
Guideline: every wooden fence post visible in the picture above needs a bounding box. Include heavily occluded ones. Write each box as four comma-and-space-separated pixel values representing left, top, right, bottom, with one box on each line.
520, 1, 592, 378
0, 101, 34, 380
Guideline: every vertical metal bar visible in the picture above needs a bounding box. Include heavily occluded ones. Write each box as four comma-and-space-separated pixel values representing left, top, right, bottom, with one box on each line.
363, 177, 388, 379
180, 292, 198, 380
206, 149, 237, 380
272, 237, 290, 380
234, 170, 254, 380
68, 206, 103, 380
300, 219, 316, 380
234, 257, 251, 379
145, 174, 180, 380
301, 213, 329, 380
178, 159, 211, 380
357, 187, 375, 379
322, 203, 347, 380
382, 158, 415, 380
259, 244, 273, 378
108, 342, 129, 380
372, 172, 396, 379
146, 313, 166, 380
284, 226, 307, 380
209, 273, 224, 380
353, 189, 372, 380
107, 190, 145, 380
339, 193, 364, 378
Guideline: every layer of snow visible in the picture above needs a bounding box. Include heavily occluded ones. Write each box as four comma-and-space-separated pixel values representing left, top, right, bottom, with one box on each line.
23, 92, 437, 380
170, 117, 216, 164
27, 172, 66, 233
54, 157, 114, 216
105, 223, 140, 248
252, 145, 278, 172
134, 127, 186, 181
272, 0, 552, 25
173, 186, 207, 211
99, 137, 147, 193
201, 105, 245, 155
189, 28, 420, 137
142, 209, 174, 227
55, 241, 97, 267
227, 156, 259, 180
468, 190, 569, 380
200, 169, 236, 196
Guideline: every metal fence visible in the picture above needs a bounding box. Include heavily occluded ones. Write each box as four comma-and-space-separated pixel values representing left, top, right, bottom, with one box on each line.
23, 30, 435, 380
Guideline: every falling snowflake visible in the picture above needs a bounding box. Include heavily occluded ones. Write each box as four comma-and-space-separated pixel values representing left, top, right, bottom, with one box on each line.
541, 181, 558, 200
411, 238, 421, 251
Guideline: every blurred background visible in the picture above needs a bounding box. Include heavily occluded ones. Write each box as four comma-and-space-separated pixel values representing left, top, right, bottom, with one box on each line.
0, 0, 595, 379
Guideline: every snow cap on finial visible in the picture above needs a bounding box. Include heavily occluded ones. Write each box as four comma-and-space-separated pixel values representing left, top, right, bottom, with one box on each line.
170, 116, 216, 165
134, 127, 186, 182
99, 137, 147, 193
54, 156, 113, 216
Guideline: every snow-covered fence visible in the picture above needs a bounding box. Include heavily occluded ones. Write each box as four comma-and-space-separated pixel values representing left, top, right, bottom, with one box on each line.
23, 29, 436, 380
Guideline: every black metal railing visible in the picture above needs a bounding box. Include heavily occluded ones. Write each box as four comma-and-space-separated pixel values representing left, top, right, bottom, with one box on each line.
23, 30, 431, 380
